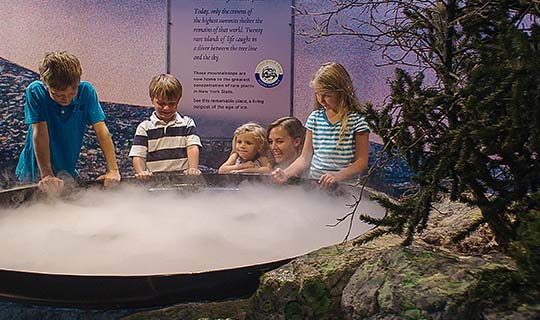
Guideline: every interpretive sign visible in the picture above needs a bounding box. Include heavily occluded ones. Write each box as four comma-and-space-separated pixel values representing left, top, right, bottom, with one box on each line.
170, 0, 293, 137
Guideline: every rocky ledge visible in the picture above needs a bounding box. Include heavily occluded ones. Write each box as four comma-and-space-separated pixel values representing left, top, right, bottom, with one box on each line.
123, 199, 540, 320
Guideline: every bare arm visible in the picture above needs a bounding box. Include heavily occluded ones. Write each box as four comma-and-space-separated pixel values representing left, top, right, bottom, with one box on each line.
185, 145, 201, 175
218, 153, 241, 174
32, 121, 54, 178
132, 156, 147, 174
318, 131, 369, 188
337, 131, 369, 179
132, 156, 152, 180
235, 156, 272, 174
32, 121, 64, 192
93, 121, 121, 187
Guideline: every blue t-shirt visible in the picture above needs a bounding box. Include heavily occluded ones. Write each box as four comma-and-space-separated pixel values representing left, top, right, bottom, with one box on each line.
16, 80, 106, 182
305, 109, 369, 179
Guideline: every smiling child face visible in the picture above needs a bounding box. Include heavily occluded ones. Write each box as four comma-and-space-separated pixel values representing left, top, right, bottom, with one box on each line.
268, 126, 301, 166
152, 97, 179, 123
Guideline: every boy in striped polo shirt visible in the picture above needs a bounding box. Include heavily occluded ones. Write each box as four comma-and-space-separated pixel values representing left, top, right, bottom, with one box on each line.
129, 74, 202, 180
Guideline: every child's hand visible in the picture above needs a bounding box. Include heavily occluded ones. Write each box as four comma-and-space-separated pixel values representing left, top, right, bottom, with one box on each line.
134, 170, 152, 181
97, 169, 121, 188
318, 173, 337, 188
271, 168, 289, 184
184, 168, 201, 176
38, 175, 64, 193
237, 161, 256, 169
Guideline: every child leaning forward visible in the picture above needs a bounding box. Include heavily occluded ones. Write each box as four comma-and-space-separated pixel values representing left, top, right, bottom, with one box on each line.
16, 51, 121, 193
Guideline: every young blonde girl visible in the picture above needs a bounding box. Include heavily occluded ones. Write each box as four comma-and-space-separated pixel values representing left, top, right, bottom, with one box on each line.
218, 122, 272, 174
272, 62, 369, 188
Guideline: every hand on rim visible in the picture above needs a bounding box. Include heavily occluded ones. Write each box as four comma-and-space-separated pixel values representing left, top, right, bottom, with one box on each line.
38, 175, 64, 193
271, 168, 289, 184
318, 173, 337, 189
97, 169, 121, 188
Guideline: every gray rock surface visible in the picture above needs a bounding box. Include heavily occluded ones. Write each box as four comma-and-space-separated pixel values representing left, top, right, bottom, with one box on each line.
124, 200, 539, 320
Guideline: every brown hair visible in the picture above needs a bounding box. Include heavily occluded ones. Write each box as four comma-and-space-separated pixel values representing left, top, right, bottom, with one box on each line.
310, 62, 362, 145
267, 116, 305, 153
39, 51, 82, 90
149, 74, 183, 102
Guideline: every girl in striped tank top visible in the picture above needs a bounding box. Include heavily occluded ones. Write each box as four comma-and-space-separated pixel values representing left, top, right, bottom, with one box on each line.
272, 62, 370, 188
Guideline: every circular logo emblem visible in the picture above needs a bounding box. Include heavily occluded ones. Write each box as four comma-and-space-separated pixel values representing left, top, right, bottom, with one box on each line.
255, 59, 283, 88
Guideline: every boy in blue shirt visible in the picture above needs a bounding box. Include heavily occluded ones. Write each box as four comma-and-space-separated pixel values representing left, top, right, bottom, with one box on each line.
16, 51, 121, 192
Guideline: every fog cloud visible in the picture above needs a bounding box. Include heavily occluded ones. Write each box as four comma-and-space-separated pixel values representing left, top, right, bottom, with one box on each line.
0, 182, 385, 275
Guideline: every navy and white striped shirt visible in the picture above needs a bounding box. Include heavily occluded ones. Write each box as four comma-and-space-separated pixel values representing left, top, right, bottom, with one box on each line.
306, 109, 369, 179
129, 112, 202, 173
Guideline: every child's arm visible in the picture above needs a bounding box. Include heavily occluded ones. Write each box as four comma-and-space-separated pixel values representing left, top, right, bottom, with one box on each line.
33, 121, 65, 192
319, 131, 369, 188
132, 156, 152, 180
185, 145, 201, 175
33, 122, 54, 178
130, 122, 151, 179
235, 156, 272, 174
93, 121, 121, 187
272, 130, 313, 183
218, 153, 242, 174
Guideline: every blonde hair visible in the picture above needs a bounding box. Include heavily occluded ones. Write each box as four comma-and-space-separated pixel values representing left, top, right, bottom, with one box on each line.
310, 62, 362, 144
149, 74, 183, 102
231, 122, 268, 155
39, 51, 82, 90
267, 116, 305, 154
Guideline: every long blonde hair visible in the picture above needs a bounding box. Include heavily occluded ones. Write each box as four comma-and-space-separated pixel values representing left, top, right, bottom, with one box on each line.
310, 62, 362, 144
